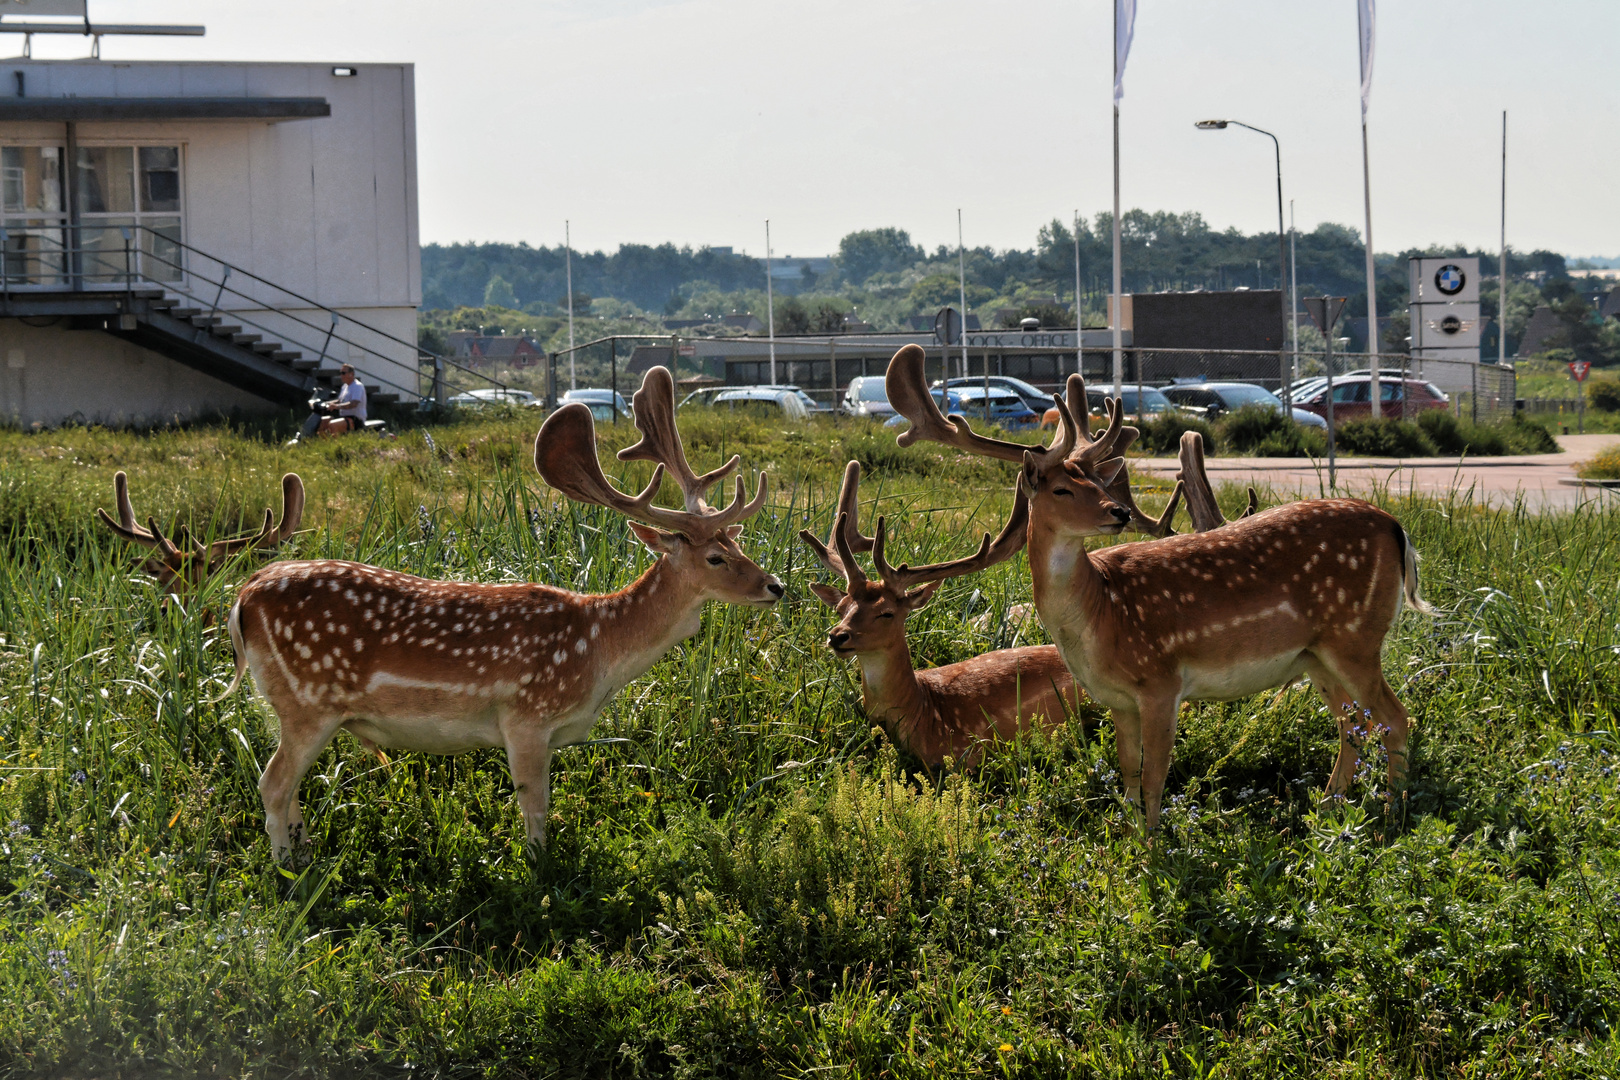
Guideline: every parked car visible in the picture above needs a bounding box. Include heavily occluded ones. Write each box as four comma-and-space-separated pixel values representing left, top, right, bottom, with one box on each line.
940, 375, 1052, 415
710, 387, 809, 419
560, 387, 631, 423
761, 384, 831, 414
447, 388, 537, 408
884, 386, 1038, 429
1043, 384, 1179, 427
1291, 376, 1450, 423
1160, 381, 1328, 429
841, 376, 895, 419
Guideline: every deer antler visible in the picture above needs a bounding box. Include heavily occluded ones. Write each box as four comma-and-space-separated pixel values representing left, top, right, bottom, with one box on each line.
799, 460, 875, 584
886, 344, 1043, 464
1106, 467, 1186, 538
95, 471, 306, 591
1175, 430, 1256, 533
870, 487, 1029, 593
536, 367, 768, 538
618, 366, 743, 514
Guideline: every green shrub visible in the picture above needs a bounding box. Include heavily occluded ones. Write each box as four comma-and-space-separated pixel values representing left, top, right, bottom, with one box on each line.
1139, 411, 1217, 454
1577, 443, 1620, 479
1499, 413, 1560, 454
1219, 403, 1297, 454
1252, 427, 1326, 457
1587, 376, 1620, 413
1334, 417, 1439, 457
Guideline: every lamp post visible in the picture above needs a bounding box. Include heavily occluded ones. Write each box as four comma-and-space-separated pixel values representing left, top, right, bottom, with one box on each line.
1196, 119, 1290, 407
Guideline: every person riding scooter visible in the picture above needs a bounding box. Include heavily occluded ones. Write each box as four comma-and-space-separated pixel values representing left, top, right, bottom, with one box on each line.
299, 364, 367, 440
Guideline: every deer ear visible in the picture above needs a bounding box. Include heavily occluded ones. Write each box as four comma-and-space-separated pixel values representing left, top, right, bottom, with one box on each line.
1021, 450, 1040, 495
903, 580, 942, 611
1094, 457, 1126, 487
808, 582, 846, 609
628, 521, 683, 553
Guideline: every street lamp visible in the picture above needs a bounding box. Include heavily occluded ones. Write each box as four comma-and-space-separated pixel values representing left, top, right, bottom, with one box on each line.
1196, 119, 1291, 407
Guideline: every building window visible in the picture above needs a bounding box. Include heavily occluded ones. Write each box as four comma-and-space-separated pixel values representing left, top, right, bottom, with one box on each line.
1, 146, 67, 285
76, 145, 184, 283
0, 143, 183, 286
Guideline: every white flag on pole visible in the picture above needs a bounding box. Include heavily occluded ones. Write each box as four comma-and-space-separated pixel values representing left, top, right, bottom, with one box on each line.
1114, 0, 1136, 105
1357, 0, 1375, 119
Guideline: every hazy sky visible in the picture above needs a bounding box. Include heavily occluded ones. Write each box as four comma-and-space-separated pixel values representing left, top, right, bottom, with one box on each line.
56, 1, 1620, 259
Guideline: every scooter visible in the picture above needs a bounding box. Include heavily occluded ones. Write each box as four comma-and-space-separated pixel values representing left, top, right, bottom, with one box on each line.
287, 387, 391, 445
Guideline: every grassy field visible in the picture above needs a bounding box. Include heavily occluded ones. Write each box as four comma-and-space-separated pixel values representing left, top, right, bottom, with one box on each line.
2, 411, 1619, 1077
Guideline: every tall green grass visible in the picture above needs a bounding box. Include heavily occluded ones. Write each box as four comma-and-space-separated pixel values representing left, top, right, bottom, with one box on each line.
1, 416, 1618, 1076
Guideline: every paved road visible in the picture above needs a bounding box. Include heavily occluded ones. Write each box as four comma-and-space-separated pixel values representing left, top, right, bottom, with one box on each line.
1130, 434, 1620, 510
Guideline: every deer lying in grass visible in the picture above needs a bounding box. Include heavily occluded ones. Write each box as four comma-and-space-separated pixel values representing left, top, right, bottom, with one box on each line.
217, 367, 783, 864
801, 460, 1085, 768
96, 470, 305, 596
886, 343, 1433, 828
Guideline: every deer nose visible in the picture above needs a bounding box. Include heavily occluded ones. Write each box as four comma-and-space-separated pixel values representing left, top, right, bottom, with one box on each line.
1109, 506, 1130, 524
766, 580, 784, 598
828, 630, 850, 649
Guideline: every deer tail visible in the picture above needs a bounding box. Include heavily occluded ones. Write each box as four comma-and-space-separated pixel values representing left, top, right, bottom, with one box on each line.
1395, 523, 1437, 616
209, 599, 251, 705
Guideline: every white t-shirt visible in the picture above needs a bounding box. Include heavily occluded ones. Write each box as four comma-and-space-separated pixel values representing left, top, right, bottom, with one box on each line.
335, 378, 367, 422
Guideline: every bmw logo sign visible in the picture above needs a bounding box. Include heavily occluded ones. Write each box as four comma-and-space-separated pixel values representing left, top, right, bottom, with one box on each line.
1435, 264, 1466, 295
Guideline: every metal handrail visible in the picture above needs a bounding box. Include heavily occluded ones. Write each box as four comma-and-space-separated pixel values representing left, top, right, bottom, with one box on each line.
0, 224, 506, 403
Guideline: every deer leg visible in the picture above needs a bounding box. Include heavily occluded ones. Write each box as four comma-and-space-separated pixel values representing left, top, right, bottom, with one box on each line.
502, 724, 554, 853
1110, 705, 1145, 825
1336, 661, 1414, 802
1137, 694, 1181, 832
259, 716, 342, 866
1305, 655, 1366, 800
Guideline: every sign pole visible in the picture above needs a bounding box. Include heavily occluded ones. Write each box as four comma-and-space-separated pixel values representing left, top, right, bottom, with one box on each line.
565, 220, 576, 392
1499, 110, 1508, 370
957, 209, 970, 382
765, 220, 776, 386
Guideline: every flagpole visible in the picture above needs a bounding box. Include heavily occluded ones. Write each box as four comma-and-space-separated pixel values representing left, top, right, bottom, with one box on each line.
1112, 105, 1123, 393
765, 220, 776, 385
1289, 199, 1299, 386
1074, 210, 1083, 375
1499, 110, 1508, 369
565, 220, 576, 392
956, 209, 969, 381
1361, 120, 1379, 417
1357, 0, 1380, 417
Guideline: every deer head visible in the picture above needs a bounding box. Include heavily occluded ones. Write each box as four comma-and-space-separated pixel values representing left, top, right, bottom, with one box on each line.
535, 365, 781, 606
95, 471, 305, 593
801, 460, 1029, 655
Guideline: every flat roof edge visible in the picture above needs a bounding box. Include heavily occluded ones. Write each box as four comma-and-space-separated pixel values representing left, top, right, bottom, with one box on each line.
0, 97, 330, 121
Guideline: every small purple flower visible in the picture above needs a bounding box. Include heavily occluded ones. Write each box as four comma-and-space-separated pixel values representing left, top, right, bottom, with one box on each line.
70, 770, 86, 785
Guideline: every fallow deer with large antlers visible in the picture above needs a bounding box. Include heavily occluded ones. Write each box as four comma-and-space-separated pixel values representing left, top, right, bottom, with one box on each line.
96, 470, 305, 595
886, 343, 1433, 829
801, 461, 1086, 768
216, 367, 782, 864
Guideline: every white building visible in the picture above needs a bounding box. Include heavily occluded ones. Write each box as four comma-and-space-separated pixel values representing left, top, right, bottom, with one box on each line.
0, 57, 422, 426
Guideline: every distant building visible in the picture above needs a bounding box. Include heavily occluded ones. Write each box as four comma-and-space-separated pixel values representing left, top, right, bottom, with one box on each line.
904, 313, 982, 333
1343, 316, 1392, 355
1516, 305, 1566, 357
1601, 286, 1620, 321
721, 314, 763, 333
0, 57, 422, 427
469, 336, 544, 367
1130, 290, 1285, 351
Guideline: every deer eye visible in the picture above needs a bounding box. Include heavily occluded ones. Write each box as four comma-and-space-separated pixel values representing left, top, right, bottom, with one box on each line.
878, 611, 895, 619
706, 555, 726, 566
1052, 486, 1073, 497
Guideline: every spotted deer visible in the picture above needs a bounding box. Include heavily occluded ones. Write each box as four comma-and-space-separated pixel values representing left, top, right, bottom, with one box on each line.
801, 461, 1086, 768
96, 470, 305, 595
886, 343, 1433, 829
217, 367, 782, 864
